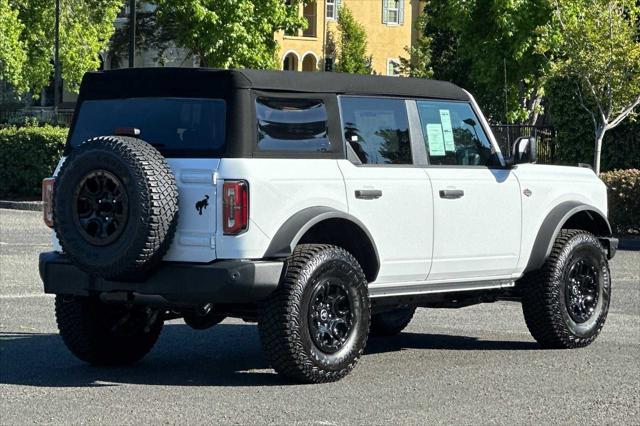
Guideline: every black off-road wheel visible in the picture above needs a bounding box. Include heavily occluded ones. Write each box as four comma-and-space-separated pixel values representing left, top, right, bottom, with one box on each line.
55, 295, 164, 365
520, 229, 611, 349
53, 136, 178, 280
370, 306, 416, 337
258, 244, 370, 383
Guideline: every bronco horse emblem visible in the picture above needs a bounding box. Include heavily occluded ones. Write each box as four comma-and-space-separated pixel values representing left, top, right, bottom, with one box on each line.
195, 195, 209, 215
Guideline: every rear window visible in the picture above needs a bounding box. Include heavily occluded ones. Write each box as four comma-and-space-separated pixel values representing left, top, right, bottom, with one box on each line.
69, 97, 226, 156
256, 97, 331, 152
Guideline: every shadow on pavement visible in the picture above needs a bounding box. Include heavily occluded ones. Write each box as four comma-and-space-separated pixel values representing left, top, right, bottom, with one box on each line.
0, 323, 537, 388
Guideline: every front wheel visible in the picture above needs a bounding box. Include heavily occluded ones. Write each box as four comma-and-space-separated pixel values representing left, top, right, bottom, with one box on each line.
258, 244, 370, 383
55, 295, 164, 365
520, 229, 611, 348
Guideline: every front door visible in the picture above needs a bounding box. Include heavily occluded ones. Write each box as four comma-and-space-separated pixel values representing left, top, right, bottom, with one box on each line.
414, 99, 522, 281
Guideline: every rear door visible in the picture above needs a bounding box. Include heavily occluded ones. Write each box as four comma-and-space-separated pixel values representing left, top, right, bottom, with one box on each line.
338, 96, 433, 284
414, 99, 522, 280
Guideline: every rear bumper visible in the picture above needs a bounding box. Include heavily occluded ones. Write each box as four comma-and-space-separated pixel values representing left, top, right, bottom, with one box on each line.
39, 251, 283, 305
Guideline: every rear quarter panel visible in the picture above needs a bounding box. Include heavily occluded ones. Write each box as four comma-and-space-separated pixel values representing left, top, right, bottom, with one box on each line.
215, 158, 347, 259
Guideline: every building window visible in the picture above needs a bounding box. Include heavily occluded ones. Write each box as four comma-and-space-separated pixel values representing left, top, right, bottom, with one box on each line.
303, 1, 317, 37
382, 0, 404, 25
387, 59, 400, 76
302, 53, 318, 72
283, 52, 299, 71
326, 0, 341, 20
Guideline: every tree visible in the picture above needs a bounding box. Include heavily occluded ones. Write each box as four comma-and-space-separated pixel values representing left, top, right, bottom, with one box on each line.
399, 10, 433, 78
0, 0, 26, 92
333, 6, 372, 74
109, 0, 174, 68
541, 0, 640, 174
153, 0, 306, 69
1, 0, 122, 96
422, 0, 553, 124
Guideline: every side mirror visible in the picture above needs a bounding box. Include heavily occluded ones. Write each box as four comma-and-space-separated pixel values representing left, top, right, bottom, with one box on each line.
511, 136, 537, 164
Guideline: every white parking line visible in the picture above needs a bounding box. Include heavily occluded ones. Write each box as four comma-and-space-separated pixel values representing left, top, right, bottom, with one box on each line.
0, 293, 52, 299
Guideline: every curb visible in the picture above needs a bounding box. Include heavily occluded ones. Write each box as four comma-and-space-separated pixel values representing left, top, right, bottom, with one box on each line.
0, 200, 43, 212
618, 238, 640, 251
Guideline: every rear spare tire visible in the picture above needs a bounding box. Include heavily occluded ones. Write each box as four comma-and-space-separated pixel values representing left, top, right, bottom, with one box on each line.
53, 136, 178, 279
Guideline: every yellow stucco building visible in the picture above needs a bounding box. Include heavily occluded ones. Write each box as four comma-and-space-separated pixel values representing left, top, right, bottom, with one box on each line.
275, 0, 423, 75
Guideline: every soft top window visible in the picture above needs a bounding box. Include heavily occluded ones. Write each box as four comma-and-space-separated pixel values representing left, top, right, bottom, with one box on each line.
69, 97, 226, 156
256, 97, 331, 153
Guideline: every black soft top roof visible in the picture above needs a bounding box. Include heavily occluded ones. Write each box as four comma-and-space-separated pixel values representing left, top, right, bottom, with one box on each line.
79, 67, 470, 101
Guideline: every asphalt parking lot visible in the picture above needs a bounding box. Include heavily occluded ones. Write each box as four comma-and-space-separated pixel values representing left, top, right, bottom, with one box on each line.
1, 208, 638, 424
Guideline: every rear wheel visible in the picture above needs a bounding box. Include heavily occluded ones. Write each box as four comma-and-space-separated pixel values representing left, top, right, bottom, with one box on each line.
370, 306, 416, 336
55, 295, 163, 365
520, 229, 610, 348
258, 244, 370, 383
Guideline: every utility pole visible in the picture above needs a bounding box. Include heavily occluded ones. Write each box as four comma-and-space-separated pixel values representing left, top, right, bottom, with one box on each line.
54, 0, 61, 114
128, 0, 136, 68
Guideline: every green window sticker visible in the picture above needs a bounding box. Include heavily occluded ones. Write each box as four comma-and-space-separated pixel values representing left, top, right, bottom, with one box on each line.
439, 109, 455, 152
425, 123, 445, 156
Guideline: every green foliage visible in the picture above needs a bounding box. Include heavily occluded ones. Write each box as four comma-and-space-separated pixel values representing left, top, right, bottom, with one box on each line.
0, 125, 67, 198
540, 0, 640, 173
545, 78, 640, 170
154, 0, 305, 69
333, 6, 372, 74
600, 169, 640, 236
399, 10, 433, 78
1, 0, 122, 96
109, 0, 173, 68
423, 0, 552, 123
0, 0, 26, 92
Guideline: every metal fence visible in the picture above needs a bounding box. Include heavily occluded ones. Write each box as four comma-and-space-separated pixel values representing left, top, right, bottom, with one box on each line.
490, 124, 557, 164
0, 107, 74, 127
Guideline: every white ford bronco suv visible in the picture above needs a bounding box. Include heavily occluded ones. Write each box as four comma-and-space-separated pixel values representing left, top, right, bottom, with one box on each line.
40, 68, 617, 383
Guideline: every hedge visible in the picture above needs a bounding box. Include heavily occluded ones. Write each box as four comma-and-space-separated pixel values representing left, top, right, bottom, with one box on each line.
600, 169, 640, 237
0, 126, 68, 199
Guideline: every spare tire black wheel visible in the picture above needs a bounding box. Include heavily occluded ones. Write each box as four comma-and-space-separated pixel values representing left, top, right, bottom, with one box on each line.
54, 136, 178, 280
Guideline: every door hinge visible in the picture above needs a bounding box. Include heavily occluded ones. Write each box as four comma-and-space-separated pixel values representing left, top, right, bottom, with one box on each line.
210, 235, 216, 249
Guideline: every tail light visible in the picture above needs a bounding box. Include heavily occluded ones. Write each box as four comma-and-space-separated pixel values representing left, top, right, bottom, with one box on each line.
222, 180, 249, 235
42, 178, 55, 228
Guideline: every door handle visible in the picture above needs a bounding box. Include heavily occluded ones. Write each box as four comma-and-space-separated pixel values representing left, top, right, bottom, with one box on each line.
355, 189, 382, 200
439, 189, 464, 199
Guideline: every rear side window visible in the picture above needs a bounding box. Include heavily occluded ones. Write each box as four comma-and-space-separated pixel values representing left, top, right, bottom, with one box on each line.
339, 97, 412, 165
256, 97, 331, 152
416, 100, 498, 166
69, 97, 226, 156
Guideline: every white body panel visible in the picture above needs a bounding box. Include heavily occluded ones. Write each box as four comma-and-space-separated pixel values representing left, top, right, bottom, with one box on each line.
425, 167, 522, 281
338, 160, 433, 283
215, 158, 348, 260
512, 164, 607, 275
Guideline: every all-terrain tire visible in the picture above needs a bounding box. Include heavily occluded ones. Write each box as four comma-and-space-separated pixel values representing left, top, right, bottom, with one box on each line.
258, 244, 370, 383
370, 306, 416, 336
55, 295, 164, 365
520, 229, 611, 349
53, 136, 178, 279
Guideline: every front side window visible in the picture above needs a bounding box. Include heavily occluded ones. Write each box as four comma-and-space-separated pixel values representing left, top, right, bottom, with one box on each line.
340, 97, 412, 165
256, 97, 330, 152
416, 100, 499, 166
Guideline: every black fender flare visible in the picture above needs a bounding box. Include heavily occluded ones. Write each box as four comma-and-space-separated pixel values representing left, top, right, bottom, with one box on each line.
524, 201, 612, 273
263, 206, 380, 264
